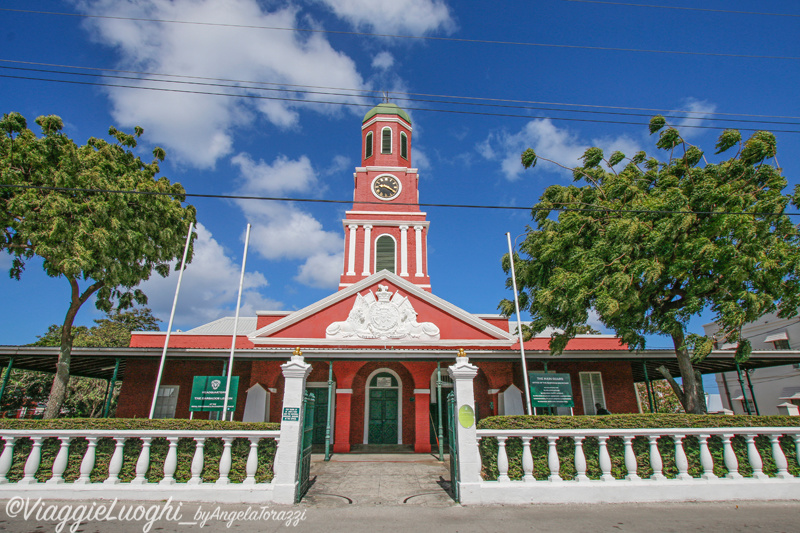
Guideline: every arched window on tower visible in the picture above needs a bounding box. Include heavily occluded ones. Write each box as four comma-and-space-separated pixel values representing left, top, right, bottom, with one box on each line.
381, 127, 392, 154
365, 131, 373, 159
400, 132, 408, 159
375, 235, 396, 273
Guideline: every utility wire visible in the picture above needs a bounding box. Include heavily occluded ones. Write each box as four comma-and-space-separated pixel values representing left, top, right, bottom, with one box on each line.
3, 64, 799, 127
6, 65, 800, 126
4, 73, 800, 133
2, 8, 798, 60
3, 184, 800, 219
563, 0, 800, 18
3, 59, 798, 121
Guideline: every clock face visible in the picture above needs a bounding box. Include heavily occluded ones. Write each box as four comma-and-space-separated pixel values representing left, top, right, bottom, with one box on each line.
372, 175, 400, 200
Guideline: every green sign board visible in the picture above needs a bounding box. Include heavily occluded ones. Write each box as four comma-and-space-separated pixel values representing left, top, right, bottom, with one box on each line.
528, 373, 574, 408
282, 407, 300, 422
189, 376, 239, 412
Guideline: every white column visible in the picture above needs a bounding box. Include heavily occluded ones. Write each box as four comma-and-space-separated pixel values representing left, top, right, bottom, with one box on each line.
496, 436, 510, 482
160, 436, 179, 485
521, 437, 535, 481
414, 225, 424, 277
346, 224, 357, 276
721, 434, 741, 479
361, 225, 372, 276
0, 437, 16, 483
188, 438, 206, 485
598, 436, 613, 481
448, 350, 482, 502
674, 434, 691, 480
47, 437, 71, 484
547, 436, 561, 481
216, 438, 232, 485
75, 437, 98, 485
770, 435, 791, 479
574, 436, 589, 481
19, 437, 43, 485
623, 436, 640, 480
272, 351, 312, 504
648, 435, 665, 480
399, 225, 409, 276
243, 437, 260, 485
105, 438, 125, 485
699, 434, 717, 480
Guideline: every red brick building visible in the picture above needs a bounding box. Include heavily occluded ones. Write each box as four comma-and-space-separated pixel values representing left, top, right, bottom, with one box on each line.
118, 103, 641, 453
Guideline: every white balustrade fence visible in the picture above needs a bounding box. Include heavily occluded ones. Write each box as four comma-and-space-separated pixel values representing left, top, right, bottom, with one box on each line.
461, 427, 800, 504
0, 429, 282, 503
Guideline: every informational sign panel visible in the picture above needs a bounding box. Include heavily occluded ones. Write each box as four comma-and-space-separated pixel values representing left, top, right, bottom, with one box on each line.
282, 407, 300, 422
189, 376, 239, 412
528, 373, 575, 408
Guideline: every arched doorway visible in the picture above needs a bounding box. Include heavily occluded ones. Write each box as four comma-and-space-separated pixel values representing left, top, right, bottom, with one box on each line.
364, 369, 402, 444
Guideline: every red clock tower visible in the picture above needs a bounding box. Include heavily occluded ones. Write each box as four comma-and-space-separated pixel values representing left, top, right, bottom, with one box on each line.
339, 103, 431, 291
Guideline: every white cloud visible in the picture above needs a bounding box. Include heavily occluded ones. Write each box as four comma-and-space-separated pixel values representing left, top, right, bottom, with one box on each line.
232, 153, 344, 288
372, 51, 395, 70
74, 0, 368, 168
676, 98, 717, 140
480, 119, 642, 181
317, 0, 455, 35
138, 222, 279, 326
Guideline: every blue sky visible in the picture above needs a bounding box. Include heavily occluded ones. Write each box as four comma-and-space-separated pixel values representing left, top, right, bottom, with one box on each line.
2, 0, 799, 378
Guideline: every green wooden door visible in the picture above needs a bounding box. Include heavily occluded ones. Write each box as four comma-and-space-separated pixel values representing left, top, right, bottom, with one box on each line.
368, 374, 399, 444
308, 387, 329, 445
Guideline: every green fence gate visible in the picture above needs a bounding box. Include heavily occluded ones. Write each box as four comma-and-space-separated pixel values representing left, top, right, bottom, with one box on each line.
296, 390, 315, 503
446, 391, 459, 502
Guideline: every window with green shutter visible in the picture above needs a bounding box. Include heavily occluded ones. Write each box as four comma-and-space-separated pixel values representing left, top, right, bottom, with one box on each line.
381, 127, 392, 154
375, 235, 396, 273
400, 132, 408, 159
365, 132, 373, 159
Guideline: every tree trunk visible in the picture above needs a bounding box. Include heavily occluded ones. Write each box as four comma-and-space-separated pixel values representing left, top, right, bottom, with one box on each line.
43, 278, 102, 419
670, 327, 706, 414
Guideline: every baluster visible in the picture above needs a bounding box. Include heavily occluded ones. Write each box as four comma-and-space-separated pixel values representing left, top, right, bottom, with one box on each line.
105, 437, 125, 484
496, 436, 510, 482
769, 435, 791, 479
745, 434, 767, 479
188, 437, 206, 485
0, 437, 16, 483
521, 437, 535, 482
699, 434, 717, 480
547, 436, 561, 481
648, 436, 665, 480
19, 436, 43, 484
674, 435, 691, 480
598, 435, 613, 481
574, 436, 588, 482
794, 435, 800, 468
76, 437, 98, 484
47, 437, 72, 484
160, 437, 179, 485
132, 438, 152, 484
216, 438, 232, 484
623, 436, 639, 480
721, 434, 741, 479
243, 437, 259, 484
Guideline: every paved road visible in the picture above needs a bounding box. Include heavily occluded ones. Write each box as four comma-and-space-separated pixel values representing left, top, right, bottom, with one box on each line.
0, 499, 797, 532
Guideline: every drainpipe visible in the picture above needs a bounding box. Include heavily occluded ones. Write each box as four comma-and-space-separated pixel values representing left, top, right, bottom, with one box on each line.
103, 358, 121, 418
735, 363, 752, 415
0, 357, 14, 410
324, 361, 334, 461
436, 364, 444, 462
744, 369, 760, 416
642, 362, 655, 413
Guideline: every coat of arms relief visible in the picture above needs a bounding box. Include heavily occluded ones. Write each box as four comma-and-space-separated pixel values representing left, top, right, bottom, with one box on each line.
325, 285, 440, 340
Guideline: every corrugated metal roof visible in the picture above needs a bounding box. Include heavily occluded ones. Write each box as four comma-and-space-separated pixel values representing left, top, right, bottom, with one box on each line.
184, 317, 258, 335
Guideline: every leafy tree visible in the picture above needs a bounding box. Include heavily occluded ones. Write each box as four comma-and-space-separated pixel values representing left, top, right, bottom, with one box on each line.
500, 117, 800, 414
1, 112, 195, 418
636, 381, 683, 414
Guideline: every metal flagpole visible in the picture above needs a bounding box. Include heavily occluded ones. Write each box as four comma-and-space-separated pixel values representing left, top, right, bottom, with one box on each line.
507, 232, 534, 416
149, 222, 194, 419
222, 224, 251, 421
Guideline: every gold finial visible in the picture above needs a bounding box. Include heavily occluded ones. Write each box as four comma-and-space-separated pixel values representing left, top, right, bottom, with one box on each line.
293, 346, 303, 357
457, 348, 466, 358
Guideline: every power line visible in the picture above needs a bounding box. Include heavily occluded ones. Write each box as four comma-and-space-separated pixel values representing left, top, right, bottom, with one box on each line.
3, 73, 800, 134
3, 184, 800, 219
4, 64, 799, 128
3, 58, 799, 122
2, 8, 798, 60
563, 0, 800, 18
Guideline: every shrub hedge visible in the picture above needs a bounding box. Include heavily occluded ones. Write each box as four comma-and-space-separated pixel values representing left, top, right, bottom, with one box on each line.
0, 418, 281, 484
476, 414, 800, 482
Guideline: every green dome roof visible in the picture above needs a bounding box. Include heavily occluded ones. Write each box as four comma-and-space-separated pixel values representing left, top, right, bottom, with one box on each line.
363, 103, 411, 124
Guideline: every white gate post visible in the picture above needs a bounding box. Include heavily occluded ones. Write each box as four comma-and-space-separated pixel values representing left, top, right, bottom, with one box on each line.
271, 348, 312, 504
448, 349, 482, 503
